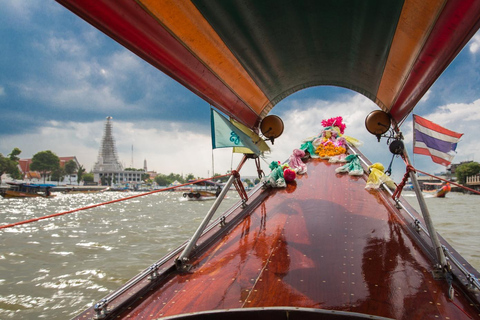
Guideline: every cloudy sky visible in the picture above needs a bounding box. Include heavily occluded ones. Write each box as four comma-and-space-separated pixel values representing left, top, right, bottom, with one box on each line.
1, 1, 480, 181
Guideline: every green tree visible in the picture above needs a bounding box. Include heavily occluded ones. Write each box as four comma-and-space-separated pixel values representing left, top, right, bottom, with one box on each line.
167, 173, 185, 183
65, 160, 78, 185
83, 172, 94, 183
185, 173, 195, 181
8, 148, 21, 162
455, 162, 480, 184
51, 167, 66, 184
76, 165, 86, 185
0, 148, 22, 183
154, 173, 171, 186
30, 150, 60, 183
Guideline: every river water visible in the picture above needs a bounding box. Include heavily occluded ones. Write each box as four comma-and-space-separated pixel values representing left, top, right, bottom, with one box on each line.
0, 190, 478, 319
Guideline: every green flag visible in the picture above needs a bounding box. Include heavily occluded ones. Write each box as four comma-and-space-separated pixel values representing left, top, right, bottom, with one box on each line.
211, 109, 261, 155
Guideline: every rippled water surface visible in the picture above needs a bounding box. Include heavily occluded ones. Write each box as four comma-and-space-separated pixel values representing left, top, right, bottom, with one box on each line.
0, 190, 478, 319
0, 191, 239, 319
403, 191, 480, 270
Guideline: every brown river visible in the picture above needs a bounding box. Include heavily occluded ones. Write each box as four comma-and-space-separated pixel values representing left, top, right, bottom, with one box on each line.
0, 190, 478, 319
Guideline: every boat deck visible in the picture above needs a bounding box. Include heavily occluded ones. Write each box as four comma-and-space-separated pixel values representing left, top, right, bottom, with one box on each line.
75, 157, 480, 320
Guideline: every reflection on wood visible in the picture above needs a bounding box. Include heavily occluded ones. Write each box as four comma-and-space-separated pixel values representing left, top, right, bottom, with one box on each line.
75, 158, 480, 320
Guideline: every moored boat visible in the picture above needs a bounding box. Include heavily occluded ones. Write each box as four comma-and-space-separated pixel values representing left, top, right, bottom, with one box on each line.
1, 182, 56, 198
43, 0, 480, 319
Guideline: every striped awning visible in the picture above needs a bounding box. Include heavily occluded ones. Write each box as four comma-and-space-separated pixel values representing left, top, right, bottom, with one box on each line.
56, 0, 480, 130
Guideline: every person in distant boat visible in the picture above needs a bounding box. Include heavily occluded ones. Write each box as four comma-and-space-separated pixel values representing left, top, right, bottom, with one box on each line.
45, 187, 51, 197
215, 186, 222, 197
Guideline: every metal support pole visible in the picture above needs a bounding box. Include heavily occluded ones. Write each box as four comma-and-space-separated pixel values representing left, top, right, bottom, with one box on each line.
403, 150, 447, 269
176, 155, 248, 267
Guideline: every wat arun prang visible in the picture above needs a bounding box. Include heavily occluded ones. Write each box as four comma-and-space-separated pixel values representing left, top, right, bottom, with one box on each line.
93, 117, 143, 186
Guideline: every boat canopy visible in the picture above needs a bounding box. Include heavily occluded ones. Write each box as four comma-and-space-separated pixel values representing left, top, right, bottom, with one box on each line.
56, 0, 480, 129
7, 182, 56, 188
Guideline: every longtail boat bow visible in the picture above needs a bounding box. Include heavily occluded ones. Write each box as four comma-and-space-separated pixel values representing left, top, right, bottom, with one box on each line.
54, 1, 480, 320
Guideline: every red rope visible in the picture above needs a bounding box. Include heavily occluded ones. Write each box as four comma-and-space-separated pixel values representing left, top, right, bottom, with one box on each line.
0, 174, 232, 230
392, 165, 416, 201
231, 170, 248, 202
414, 168, 480, 196
450, 299, 474, 319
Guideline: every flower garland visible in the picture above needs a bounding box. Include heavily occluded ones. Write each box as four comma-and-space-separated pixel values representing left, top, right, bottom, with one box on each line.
315, 141, 346, 159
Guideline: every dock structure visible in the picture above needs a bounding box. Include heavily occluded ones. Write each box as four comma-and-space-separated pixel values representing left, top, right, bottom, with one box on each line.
466, 175, 480, 189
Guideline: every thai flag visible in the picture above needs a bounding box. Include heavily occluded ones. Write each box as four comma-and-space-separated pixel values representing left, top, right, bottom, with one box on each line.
413, 115, 463, 166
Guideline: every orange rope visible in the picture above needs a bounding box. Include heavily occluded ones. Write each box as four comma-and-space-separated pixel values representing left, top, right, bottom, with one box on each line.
0, 174, 231, 230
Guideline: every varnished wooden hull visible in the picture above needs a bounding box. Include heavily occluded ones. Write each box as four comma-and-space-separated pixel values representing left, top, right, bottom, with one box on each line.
74, 155, 480, 320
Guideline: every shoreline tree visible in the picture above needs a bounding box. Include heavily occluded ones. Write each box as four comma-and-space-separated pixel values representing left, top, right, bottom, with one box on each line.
30, 150, 60, 183
82, 172, 94, 184
51, 167, 66, 185
455, 161, 480, 185
0, 148, 23, 184
65, 159, 78, 185
77, 165, 86, 185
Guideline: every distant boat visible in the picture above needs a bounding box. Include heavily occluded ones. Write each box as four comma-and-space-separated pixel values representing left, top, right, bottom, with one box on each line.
422, 182, 451, 198
182, 190, 219, 201
62, 187, 109, 194
435, 183, 451, 198
1, 182, 56, 198
182, 180, 223, 201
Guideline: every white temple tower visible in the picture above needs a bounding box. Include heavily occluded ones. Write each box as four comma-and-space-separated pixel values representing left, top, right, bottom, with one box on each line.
93, 117, 143, 186
93, 117, 123, 172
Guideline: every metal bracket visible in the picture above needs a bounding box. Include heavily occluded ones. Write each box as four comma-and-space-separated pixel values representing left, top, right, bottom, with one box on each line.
431, 264, 445, 280
219, 216, 227, 228
148, 264, 160, 280
466, 273, 480, 290
175, 256, 193, 273
413, 219, 421, 232
394, 200, 402, 209
241, 199, 248, 209
93, 299, 109, 319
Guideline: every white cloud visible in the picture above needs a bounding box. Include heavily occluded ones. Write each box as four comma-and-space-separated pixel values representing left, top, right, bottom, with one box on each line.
469, 34, 480, 54
0, 119, 240, 178
0, 86, 5, 96
2, 92, 479, 182
418, 89, 431, 104
419, 99, 480, 163
270, 93, 382, 164
398, 99, 480, 175
0, 93, 380, 179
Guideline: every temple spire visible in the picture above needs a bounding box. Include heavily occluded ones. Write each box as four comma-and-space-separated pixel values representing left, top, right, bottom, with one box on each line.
93, 116, 123, 172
